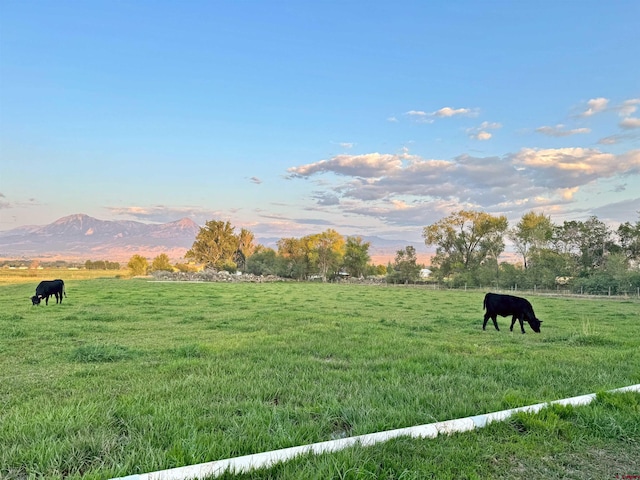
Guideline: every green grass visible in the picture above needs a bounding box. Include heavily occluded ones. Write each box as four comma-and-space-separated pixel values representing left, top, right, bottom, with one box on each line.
1, 279, 639, 479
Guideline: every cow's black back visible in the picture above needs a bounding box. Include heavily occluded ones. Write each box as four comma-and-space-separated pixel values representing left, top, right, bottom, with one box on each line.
482, 292, 541, 333
32, 279, 66, 306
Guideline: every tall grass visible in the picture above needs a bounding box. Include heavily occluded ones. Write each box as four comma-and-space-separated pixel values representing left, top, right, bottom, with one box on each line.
1, 279, 639, 479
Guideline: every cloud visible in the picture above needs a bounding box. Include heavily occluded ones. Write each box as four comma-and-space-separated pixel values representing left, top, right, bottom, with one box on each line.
249, 176, 262, 184
433, 107, 475, 118
387, 116, 398, 123
618, 98, 640, 117
535, 124, 591, 137
0, 194, 39, 210
512, 147, 640, 189
312, 192, 341, 206
339, 142, 355, 149
580, 97, 609, 117
405, 106, 478, 122
287, 147, 640, 225
467, 121, 502, 141
106, 205, 226, 224
598, 131, 640, 145
287, 153, 408, 178
620, 117, 640, 129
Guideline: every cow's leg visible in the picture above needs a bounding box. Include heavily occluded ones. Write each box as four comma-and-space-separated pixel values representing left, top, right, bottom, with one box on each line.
510, 316, 517, 331
45, 295, 49, 306
483, 312, 490, 330
490, 315, 499, 331
519, 317, 526, 334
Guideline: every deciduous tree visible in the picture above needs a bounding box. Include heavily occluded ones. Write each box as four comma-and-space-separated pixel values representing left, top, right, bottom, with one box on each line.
508, 211, 553, 269
387, 246, 421, 284
151, 253, 173, 272
423, 210, 508, 277
343, 236, 371, 278
127, 254, 148, 276
185, 220, 239, 269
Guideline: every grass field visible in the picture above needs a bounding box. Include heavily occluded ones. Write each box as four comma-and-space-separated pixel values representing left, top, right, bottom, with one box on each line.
0, 268, 123, 285
1, 279, 639, 479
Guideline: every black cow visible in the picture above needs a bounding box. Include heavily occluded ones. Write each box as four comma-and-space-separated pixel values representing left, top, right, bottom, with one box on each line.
31, 279, 66, 306
482, 292, 542, 334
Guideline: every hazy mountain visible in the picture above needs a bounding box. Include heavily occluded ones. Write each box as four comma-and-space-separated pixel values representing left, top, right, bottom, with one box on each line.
0, 214, 201, 262
0, 214, 430, 264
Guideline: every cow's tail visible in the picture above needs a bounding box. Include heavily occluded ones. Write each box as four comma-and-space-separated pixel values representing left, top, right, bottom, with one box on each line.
483, 293, 487, 310
63, 282, 67, 297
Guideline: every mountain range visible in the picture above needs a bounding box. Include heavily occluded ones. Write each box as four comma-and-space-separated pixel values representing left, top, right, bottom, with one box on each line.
0, 214, 428, 264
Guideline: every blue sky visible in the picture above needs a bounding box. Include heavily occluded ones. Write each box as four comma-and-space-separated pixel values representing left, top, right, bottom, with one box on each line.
1, 0, 639, 243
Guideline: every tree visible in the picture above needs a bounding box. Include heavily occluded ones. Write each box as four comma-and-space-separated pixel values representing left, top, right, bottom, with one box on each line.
185, 220, 240, 269
151, 253, 173, 272
508, 211, 553, 269
127, 255, 148, 276
578, 216, 613, 271
307, 229, 345, 281
618, 215, 640, 262
387, 246, 421, 284
277, 237, 308, 279
235, 228, 256, 270
245, 248, 278, 276
423, 210, 508, 278
343, 236, 371, 278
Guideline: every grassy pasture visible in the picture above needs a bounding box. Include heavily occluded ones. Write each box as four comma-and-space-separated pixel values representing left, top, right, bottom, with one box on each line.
0, 268, 122, 285
1, 279, 639, 479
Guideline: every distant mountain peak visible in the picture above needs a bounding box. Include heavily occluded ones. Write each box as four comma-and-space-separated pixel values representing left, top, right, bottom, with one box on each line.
0, 214, 202, 261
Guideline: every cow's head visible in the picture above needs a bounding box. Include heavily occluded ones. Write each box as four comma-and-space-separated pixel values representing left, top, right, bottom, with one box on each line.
528, 317, 542, 333
31, 295, 41, 305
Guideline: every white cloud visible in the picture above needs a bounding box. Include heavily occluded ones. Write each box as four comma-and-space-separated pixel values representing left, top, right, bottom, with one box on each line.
535, 124, 591, 137
580, 97, 609, 117
287, 147, 640, 225
467, 121, 501, 140
433, 107, 474, 118
249, 177, 262, 184
620, 117, 640, 129
107, 205, 223, 224
405, 106, 478, 122
473, 131, 492, 141
512, 147, 640, 188
287, 153, 408, 178
618, 98, 640, 117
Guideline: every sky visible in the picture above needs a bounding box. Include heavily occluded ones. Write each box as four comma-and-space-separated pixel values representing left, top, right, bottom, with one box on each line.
1, 0, 639, 245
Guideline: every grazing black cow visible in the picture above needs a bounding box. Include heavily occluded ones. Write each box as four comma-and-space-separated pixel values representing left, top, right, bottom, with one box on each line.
482, 292, 542, 334
31, 279, 66, 306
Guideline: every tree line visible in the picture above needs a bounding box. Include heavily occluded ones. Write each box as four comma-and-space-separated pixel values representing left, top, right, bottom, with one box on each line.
183, 220, 383, 281
423, 210, 640, 294
122, 211, 640, 294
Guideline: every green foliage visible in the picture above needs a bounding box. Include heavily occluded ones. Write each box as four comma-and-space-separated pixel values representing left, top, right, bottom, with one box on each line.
246, 248, 279, 276
84, 259, 120, 270
342, 236, 371, 278
185, 219, 240, 270
150, 253, 173, 272
509, 211, 553, 269
423, 210, 508, 278
127, 254, 148, 276
387, 245, 421, 283
618, 217, 640, 261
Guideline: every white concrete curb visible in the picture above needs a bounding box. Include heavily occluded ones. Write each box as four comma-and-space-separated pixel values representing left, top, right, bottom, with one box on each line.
112, 384, 640, 480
